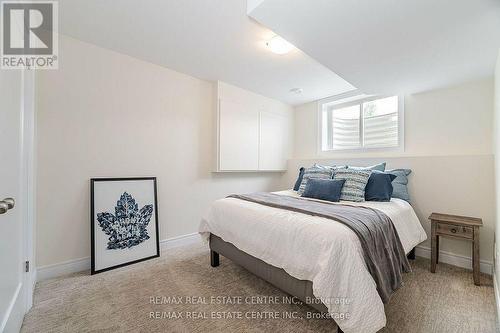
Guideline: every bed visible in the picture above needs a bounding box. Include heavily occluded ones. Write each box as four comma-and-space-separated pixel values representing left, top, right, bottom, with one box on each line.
199, 190, 427, 333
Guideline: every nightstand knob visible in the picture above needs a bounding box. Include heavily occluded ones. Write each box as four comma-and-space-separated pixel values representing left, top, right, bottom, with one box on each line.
451, 228, 457, 233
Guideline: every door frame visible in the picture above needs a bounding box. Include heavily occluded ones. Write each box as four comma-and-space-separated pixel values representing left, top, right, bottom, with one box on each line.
21, 68, 36, 314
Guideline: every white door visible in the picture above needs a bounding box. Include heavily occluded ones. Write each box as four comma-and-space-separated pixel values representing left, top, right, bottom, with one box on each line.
0, 70, 31, 332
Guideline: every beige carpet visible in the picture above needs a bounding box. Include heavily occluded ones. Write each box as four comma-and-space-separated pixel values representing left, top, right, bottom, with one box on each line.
22, 243, 497, 333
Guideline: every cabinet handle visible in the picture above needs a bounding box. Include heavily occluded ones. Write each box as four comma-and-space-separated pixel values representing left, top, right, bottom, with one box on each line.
451, 228, 457, 233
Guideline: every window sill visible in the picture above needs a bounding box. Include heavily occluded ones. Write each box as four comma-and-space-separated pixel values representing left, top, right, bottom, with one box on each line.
317, 145, 404, 156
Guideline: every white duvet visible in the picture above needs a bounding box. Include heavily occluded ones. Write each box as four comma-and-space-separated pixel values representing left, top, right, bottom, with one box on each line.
199, 190, 427, 333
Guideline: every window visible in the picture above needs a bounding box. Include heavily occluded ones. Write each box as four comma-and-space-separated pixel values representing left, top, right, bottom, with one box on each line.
320, 95, 402, 152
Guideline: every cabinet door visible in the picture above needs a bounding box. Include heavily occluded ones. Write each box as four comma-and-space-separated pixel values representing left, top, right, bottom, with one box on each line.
218, 99, 259, 171
259, 110, 289, 170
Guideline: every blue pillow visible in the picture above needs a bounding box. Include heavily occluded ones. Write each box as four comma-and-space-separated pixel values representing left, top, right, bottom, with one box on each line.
386, 169, 412, 202
297, 166, 334, 195
301, 178, 346, 202
293, 167, 305, 191
365, 171, 397, 201
349, 162, 386, 172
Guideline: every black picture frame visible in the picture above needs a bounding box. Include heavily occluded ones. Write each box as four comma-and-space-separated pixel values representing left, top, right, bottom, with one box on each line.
90, 177, 160, 275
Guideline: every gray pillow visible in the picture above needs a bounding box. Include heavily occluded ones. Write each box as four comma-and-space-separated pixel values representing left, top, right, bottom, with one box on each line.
333, 168, 372, 202
297, 167, 333, 195
386, 169, 412, 202
313, 163, 347, 170
349, 162, 386, 172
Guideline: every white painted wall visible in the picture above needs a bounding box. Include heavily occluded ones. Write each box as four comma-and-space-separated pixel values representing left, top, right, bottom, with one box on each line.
36, 36, 292, 268
291, 78, 495, 269
294, 78, 493, 159
493, 51, 500, 309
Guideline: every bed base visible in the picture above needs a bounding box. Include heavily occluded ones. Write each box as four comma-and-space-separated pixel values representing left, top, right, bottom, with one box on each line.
211, 248, 415, 266
407, 247, 416, 260
209, 234, 337, 331
209, 233, 416, 333
210, 249, 219, 267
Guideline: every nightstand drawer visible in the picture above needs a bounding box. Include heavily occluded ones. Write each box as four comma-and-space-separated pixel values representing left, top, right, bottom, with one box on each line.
437, 222, 473, 239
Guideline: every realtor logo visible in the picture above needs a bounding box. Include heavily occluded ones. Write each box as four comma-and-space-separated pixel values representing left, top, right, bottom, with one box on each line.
1, 1, 58, 69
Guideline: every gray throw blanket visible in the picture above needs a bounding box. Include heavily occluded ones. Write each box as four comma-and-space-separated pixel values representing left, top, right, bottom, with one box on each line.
228, 192, 410, 303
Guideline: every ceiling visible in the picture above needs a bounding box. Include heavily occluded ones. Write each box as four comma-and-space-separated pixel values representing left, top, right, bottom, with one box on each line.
58, 0, 355, 105
249, 0, 500, 95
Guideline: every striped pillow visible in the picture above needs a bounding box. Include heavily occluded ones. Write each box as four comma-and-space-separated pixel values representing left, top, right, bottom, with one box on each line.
297, 167, 333, 195
333, 168, 372, 202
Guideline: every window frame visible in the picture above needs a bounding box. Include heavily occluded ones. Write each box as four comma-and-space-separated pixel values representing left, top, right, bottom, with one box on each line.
317, 92, 405, 155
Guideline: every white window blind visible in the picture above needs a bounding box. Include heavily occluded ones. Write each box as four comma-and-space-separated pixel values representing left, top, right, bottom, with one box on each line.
321, 96, 400, 151
331, 105, 360, 149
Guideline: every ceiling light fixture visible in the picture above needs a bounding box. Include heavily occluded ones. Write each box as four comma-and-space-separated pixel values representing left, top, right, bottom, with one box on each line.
266, 35, 294, 55
290, 88, 303, 94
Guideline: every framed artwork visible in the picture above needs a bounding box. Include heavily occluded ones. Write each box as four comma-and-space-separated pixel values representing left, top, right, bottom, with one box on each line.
90, 177, 159, 274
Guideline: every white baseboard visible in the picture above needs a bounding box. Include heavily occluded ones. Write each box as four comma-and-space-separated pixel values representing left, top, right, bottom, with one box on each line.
36, 233, 202, 282
37, 257, 91, 282
493, 273, 500, 325
160, 232, 201, 252
415, 245, 493, 275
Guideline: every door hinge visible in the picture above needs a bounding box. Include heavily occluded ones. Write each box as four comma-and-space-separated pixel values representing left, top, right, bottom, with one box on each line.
25, 260, 30, 273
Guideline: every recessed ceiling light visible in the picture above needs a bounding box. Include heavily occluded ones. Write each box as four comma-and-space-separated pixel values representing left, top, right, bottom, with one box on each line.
266, 35, 294, 55
290, 88, 303, 94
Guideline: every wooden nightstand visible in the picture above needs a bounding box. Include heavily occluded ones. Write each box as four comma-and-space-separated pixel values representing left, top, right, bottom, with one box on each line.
429, 213, 483, 285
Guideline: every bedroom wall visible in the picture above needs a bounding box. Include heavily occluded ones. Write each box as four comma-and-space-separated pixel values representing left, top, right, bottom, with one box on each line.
36, 35, 292, 269
494, 51, 500, 297
289, 78, 495, 271
294, 78, 493, 159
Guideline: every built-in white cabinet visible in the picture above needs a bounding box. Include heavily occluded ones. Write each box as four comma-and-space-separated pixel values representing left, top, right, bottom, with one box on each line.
215, 81, 292, 172
218, 99, 259, 171
259, 110, 289, 171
